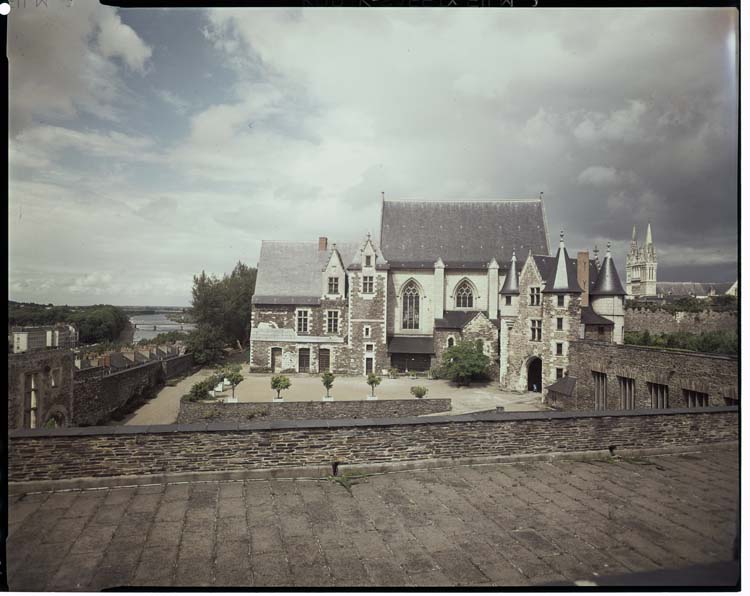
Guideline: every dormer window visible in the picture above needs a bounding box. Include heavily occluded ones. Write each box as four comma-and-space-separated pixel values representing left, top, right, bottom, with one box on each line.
456, 282, 474, 308
365, 255, 372, 267
328, 277, 339, 295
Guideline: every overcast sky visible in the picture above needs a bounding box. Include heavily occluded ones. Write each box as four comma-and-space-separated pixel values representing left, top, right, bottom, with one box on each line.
8, 4, 738, 306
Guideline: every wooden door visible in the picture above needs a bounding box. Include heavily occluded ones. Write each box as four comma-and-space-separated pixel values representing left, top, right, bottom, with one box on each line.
319, 349, 330, 372
271, 348, 282, 373
299, 348, 310, 373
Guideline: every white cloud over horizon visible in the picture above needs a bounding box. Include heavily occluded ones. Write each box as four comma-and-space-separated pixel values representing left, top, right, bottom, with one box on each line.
8, 4, 739, 305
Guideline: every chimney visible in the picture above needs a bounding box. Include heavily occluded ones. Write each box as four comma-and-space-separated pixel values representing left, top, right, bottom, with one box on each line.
318, 236, 328, 251
577, 251, 590, 307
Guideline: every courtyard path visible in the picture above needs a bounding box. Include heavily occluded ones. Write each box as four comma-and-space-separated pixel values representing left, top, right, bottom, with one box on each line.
121, 369, 546, 426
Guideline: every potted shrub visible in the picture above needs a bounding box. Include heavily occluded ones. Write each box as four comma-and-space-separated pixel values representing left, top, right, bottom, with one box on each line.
366, 373, 381, 400
271, 374, 291, 401
321, 371, 335, 401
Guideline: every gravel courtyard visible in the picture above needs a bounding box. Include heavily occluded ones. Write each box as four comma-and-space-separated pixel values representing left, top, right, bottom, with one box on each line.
7, 445, 738, 589
121, 369, 546, 426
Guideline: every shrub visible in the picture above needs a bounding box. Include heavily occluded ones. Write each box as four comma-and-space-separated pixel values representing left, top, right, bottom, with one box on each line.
410, 386, 428, 399
440, 340, 490, 386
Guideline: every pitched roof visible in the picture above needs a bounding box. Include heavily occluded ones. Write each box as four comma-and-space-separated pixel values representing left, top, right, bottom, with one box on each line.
500, 252, 520, 295
580, 306, 614, 326
590, 249, 626, 296
434, 311, 499, 329
540, 238, 582, 294
534, 255, 600, 294
252, 241, 359, 304
380, 199, 548, 267
546, 376, 576, 396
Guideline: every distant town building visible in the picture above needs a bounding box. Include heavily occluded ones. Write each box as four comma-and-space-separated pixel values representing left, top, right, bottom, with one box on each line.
656, 281, 738, 300
10, 324, 78, 354
626, 223, 657, 298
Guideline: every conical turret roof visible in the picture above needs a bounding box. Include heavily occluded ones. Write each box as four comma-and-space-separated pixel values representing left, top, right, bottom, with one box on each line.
590, 242, 626, 296
542, 232, 583, 294
500, 250, 519, 295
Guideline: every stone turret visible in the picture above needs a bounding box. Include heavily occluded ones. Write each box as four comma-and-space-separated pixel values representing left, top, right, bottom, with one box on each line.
590, 242, 626, 344
500, 249, 519, 317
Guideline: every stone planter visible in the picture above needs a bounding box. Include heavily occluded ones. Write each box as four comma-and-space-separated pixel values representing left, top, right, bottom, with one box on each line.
272, 397, 284, 403
322, 396, 334, 401
367, 395, 378, 400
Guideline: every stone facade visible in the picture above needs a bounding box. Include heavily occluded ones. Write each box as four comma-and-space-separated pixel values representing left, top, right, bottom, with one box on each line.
624, 308, 738, 335
501, 257, 581, 391
561, 339, 739, 411
177, 397, 452, 424
251, 198, 627, 388
8, 349, 76, 429
9, 407, 738, 483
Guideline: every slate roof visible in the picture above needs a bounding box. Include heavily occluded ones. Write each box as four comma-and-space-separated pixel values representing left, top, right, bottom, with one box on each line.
540, 241, 583, 294
500, 253, 520, 295
546, 375, 576, 396
380, 199, 549, 267
252, 241, 360, 305
656, 281, 735, 297
590, 252, 626, 296
388, 336, 435, 354
434, 311, 499, 329
580, 306, 614, 326
534, 255, 600, 294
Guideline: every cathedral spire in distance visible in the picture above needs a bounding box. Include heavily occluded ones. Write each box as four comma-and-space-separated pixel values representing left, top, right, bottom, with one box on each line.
645, 222, 653, 246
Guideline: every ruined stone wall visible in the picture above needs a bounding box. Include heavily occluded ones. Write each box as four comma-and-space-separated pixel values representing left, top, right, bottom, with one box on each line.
9, 408, 738, 482
161, 354, 194, 378
583, 326, 613, 342
8, 349, 76, 430
73, 361, 165, 426
176, 397, 452, 424
624, 308, 738, 335
564, 340, 739, 411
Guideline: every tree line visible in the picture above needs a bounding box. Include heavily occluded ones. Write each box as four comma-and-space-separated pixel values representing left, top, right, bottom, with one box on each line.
8, 301, 130, 345
624, 329, 738, 356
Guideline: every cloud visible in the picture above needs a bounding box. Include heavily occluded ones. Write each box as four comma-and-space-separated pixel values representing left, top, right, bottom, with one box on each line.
96, 9, 152, 73
7, 7, 739, 305
573, 100, 649, 145
577, 166, 638, 187
8, 0, 153, 135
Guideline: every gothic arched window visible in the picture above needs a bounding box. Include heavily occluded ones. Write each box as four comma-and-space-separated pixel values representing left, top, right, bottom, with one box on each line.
456, 281, 474, 308
402, 282, 420, 329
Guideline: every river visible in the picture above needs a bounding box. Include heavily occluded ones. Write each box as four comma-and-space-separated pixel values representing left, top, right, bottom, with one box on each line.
130, 313, 196, 343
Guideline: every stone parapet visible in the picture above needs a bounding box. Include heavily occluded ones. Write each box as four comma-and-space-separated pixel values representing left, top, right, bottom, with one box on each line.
9, 407, 738, 483
176, 397, 452, 424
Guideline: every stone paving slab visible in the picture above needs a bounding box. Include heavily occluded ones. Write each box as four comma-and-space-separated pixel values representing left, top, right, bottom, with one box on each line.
7, 445, 738, 590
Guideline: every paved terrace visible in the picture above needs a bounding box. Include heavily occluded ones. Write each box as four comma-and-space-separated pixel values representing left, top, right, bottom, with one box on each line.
8, 445, 738, 589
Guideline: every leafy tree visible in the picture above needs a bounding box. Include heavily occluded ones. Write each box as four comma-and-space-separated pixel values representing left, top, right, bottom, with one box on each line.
410, 386, 428, 399
366, 373, 381, 397
321, 372, 335, 398
186, 327, 225, 365
271, 375, 291, 399
440, 340, 490, 386
191, 262, 257, 347
219, 364, 244, 400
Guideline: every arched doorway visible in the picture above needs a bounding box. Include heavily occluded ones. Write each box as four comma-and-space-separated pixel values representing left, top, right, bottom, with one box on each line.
527, 357, 542, 392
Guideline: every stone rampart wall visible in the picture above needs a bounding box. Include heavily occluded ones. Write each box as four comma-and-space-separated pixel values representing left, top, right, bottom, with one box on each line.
564, 340, 738, 410
176, 398, 452, 424
624, 308, 737, 335
9, 408, 738, 482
